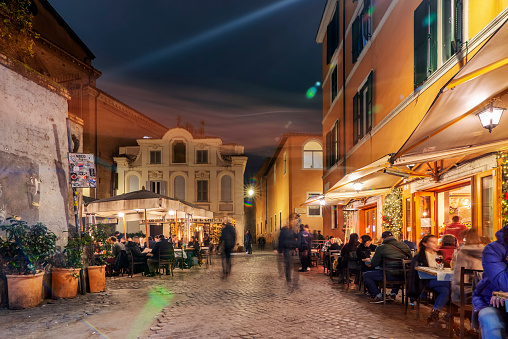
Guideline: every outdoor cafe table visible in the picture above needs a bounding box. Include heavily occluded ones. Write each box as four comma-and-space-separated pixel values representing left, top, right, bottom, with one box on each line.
415, 266, 453, 282
174, 248, 188, 269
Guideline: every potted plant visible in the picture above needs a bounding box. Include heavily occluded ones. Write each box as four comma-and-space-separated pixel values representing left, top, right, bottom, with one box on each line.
0, 218, 57, 309
50, 232, 84, 299
83, 223, 112, 293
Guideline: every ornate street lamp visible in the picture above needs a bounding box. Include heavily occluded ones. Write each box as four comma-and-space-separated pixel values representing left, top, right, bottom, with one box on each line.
477, 103, 505, 133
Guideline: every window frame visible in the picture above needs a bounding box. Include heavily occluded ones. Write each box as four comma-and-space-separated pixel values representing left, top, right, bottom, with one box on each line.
149, 150, 162, 164
303, 140, 323, 170
196, 180, 208, 202
148, 180, 165, 195
353, 72, 373, 145
196, 149, 208, 164
172, 141, 186, 164
307, 192, 322, 217
352, 0, 372, 63
283, 151, 287, 176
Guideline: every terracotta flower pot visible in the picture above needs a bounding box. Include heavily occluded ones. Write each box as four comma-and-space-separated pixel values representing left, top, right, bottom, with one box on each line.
51, 268, 80, 299
87, 265, 106, 293
6, 272, 44, 309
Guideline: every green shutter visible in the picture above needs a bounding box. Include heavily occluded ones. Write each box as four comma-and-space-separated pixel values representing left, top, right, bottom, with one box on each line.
352, 16, 360, 63
326, 3, 340, 64
326, 131, 332, 169
414, 0, 437, 87
366, 72, 373, 132
455, 0, 463, 50
331, 66, 338, 102
353, 93, 359, 144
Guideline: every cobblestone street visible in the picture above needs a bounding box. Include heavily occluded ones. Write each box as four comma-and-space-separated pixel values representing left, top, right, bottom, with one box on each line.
0, 252, 445, 339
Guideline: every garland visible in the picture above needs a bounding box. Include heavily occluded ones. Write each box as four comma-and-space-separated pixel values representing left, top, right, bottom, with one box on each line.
382, 188, 403, 238
499, 152, 508, 226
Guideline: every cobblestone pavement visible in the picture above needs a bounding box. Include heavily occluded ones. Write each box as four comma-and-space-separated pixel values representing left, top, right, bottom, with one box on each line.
0, 252, 446, 339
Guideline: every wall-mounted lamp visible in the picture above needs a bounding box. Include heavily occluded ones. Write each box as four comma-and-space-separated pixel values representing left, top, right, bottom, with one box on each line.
353, 182, 363, 192
477, 103, 505, 133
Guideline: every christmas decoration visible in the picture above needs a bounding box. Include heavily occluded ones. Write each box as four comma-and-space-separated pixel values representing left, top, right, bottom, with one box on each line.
498, 152, 508, 225
382, 188, 403, 238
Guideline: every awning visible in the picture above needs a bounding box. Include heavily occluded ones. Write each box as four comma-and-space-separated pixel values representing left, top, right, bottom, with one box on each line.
85, 190, 213, 220
394, 18, 508, 164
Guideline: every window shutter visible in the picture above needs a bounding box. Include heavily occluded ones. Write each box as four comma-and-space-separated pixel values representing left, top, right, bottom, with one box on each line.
331, 66, 338, 102
326, 3, 339, 64
146, 181, 150, 192
362, 0, 372, 41
414, 0, 437, 87
326, 131, 332, 169
160, 181, 165, 196
428, 0, 437, 77
352, 16, 360, 63
353, 92, 359, 144
332, 121, 338, 164
366, 72, 373, 133
455, 0, 463, 50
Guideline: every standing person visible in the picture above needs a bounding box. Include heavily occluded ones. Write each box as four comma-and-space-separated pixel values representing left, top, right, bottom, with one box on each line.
297, 225, 312, 272
278, 225, 297, 283
245, 230, 253, 254
473, 224, 508, 338
445, 216, 468, 243
220, 222, 236, 278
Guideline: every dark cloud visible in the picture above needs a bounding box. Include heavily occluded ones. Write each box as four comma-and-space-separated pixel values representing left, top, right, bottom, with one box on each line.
49, 0, 325, 154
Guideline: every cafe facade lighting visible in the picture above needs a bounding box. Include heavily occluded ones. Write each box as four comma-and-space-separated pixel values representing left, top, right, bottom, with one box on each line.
477, 103, 505, 133
353, 182, 363, 192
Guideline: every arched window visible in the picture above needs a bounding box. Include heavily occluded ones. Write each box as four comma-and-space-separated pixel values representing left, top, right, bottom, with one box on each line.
303, 141, 323, 169
221, 175, 232, 201
128, 175, 139, 193
174, 175, 185, 200
173, 141, 186, 163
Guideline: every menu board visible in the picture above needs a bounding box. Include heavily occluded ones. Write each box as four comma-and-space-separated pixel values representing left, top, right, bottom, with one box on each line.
68, 153, 96, 188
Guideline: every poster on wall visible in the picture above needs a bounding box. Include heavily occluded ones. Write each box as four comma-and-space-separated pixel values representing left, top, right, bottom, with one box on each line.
68, 153, 96, 188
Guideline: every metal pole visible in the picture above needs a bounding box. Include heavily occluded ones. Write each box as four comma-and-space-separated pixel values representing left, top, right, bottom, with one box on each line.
66, 119, 80, 235
145, 209, 149, 249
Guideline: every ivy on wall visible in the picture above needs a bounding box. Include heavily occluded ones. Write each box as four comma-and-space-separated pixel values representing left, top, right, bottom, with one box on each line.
382, 188, 403, 239
0, 0, 38, 60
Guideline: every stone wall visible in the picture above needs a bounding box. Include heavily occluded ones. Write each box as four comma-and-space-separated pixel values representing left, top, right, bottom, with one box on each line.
0, 60, 70, 244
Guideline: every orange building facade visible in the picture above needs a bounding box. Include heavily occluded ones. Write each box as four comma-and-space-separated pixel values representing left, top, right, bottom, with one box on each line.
316, 0, 508, 243
254, 134, 325, 245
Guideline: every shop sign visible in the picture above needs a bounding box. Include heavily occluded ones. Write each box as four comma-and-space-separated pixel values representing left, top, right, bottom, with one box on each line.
69, 153, 96, 188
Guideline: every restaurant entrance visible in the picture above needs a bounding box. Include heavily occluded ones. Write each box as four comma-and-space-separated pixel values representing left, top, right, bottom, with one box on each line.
360, 206, 377, 240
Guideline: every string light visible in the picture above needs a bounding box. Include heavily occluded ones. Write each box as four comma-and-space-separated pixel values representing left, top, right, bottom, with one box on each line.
382, 188, 403, 239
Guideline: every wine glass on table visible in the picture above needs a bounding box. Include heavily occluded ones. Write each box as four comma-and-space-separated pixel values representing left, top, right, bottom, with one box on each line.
435, 255, 444, 270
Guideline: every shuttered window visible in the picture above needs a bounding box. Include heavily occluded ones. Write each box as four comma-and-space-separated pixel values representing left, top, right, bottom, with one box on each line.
197, 180, 208, 202
353, 72, 373, 145
331, 66, 338, 103
326, 3, 340, 64
352, 0, 372, 63
414, 0, 437, 87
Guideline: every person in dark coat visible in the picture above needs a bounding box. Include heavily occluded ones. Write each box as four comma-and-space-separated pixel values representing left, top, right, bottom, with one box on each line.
147, 235, 174, 276
297, 224, 312, 272
356, 234, 377, 272
125, 237, 149, 274
220, 222, 236, 278
245, 230, 253, 254
407, 234, 450, 325
278, 226, 297, 282
473, 224, 508, 338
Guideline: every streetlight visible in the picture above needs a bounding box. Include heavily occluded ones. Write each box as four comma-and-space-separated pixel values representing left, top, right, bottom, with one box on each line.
248, 188, 254, 197
477, 103, 505, 133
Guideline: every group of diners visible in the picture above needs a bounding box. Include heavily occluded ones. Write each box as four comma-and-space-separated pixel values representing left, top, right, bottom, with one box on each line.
320, 225, 491, 329
108, 233, 207, 277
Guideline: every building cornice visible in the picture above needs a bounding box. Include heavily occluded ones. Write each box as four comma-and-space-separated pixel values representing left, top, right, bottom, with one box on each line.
316, 0, 337, 43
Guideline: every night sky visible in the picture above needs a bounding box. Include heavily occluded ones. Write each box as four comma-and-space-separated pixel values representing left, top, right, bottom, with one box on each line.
49, 0, 325, 172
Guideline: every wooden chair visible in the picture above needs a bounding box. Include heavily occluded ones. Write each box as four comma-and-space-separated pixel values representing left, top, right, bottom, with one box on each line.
329, 253, 341, 282
158, 248, 175, 277
345, 252, 362, 289
382, 258, 412, 306
448, 267, 482, 339
126, 248, 146, 278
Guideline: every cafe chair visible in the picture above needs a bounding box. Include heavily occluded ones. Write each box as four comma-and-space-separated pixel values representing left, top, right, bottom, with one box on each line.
345, 252, 361, 289
382, 258, 412, 306
126, 248, 146, 278
158, 248, 175, 277
448, 267, 482, 339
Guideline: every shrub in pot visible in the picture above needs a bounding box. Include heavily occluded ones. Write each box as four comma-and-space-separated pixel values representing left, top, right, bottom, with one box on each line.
50, 232, 84, 299
0, 218, 57, 309
83, 224, 112, 293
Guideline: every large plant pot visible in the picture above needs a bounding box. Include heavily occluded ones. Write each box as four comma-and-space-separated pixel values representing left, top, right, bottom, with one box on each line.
52, 268, 80, 299
87, 265, 106, 293
6, 272, 44, 309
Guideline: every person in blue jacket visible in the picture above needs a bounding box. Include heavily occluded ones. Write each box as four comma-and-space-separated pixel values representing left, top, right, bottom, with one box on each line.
473, 224, 508, 338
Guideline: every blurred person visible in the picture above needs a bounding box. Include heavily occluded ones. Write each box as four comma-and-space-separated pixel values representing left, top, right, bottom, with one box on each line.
297, 224, 312, 272
148, 236, 156, 248
147, 234, 173, 276
408, 235, 450, 325
187, 236, 200, 267
480, 236, 492, 245
110, 236, 125, 258
439, 234, 458, 267
403, 239, 417, 252
278, 225, 297, 283
364, 231, 411, 303
317, 230, 325, 240
445, 216, 467, 243
220, 222, 236, 278
245, 230, 253, 254
114, 231, 123, 241
125, 236, 149, 275
473, 224, 508, 338
451, 229, 484, 303
340, 233, 360, 281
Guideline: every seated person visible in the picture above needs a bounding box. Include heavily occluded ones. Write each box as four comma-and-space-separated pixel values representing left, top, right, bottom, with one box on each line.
356, 235, 377, 273
125, 236, 149, 274
363, 231, 411, 303
111, 236, 125, 258
322, 236, 341, 272
473, 224, 508, 338
403, 239, 417, 252
187, 236, 200, 266
451, 229, 484, 304
146, 235, 174, 276
203, 235, 210, 248
147, 236, 156, 249
408, 235, 450, 325
439, 234, 458, 267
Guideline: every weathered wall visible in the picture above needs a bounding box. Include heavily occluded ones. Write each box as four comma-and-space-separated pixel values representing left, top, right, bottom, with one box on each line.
0, 61, 70, 244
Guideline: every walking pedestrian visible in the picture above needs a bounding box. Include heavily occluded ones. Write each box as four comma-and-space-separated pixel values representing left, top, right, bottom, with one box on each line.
220, 222, 236, 279
278, 225, 296, 283
297, 224, 312, 272
245, 230, 253, 254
